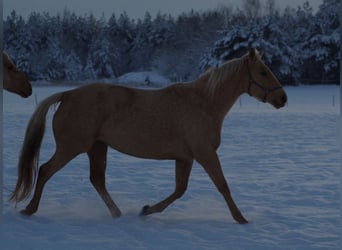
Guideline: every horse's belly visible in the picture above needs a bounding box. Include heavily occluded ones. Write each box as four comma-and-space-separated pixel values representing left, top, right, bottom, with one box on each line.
102, 129, 189, 160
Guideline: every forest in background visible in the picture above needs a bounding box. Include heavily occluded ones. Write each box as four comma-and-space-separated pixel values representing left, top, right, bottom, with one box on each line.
3, 0, 340, 85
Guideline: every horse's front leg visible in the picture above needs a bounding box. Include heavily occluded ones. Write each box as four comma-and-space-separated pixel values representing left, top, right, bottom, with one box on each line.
195, 149, 248, 224
140, 159, 193, 216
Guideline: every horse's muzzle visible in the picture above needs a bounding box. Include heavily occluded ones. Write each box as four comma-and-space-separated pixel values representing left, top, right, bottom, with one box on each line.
274, 93, 287, 109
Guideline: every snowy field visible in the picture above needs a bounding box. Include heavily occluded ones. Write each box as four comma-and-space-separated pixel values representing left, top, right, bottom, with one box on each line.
1, 84, 340, 250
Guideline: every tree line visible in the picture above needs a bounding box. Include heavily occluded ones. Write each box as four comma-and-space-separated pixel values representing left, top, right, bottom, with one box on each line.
4, 0, 340, 85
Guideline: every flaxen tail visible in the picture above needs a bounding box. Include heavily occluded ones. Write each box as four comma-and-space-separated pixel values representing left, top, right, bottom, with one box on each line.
10, 92, 64, 203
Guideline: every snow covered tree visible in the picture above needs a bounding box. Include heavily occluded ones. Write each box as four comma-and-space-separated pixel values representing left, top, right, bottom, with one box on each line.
129, 12, 154, 70
152, 10, 222, 81
3, 2, 339, 84
201, 16, 299, 84
43, 40, 83, 81
300, 0, 340, 83
86, 35, 117, 79
4, 11, 25, 52
152, 12, 175, 46
16, 12, 55, 80
3, 11, 30, 75
130, 11, 176, 72
106, 11, 136, 76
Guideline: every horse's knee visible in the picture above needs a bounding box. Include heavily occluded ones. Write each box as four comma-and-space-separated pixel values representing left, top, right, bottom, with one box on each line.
89, 161, 106, 187
89, 174, 105, 188
37, 165, 54, 183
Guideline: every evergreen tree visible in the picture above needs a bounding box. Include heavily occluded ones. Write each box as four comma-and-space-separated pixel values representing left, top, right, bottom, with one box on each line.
3, 2, 340, 85
130, 11, 154, 70
106, 11, 135, 75
86, 34, 116, 79
300, 0, 340, 83
201, 16, 299, 84
4, 11, 25, 53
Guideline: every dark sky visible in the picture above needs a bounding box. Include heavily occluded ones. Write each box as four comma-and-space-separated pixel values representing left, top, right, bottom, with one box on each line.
4, 0, 322, 19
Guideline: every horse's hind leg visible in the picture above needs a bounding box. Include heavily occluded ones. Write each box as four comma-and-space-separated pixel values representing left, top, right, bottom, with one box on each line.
87, 141, 121, 218
21, 149, 76, 216
140, 159, 193, 216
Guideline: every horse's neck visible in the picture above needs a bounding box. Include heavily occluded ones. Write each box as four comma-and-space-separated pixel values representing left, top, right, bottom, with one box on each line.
193, 70, 246, 119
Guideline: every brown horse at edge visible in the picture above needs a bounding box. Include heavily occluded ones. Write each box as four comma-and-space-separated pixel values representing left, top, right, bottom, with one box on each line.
3, 51, 32, 97
10, 48, 287, 224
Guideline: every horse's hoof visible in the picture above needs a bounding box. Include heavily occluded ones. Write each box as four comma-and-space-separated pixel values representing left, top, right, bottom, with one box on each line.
234, 212, 248, 224
140, 205, 151, 216
232, 210, 248, 224
20, 209, 33, 216
110, 211, 122, 218
237, 217, 248, 224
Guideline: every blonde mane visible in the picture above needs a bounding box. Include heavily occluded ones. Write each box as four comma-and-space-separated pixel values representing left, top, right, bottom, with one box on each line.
203, 50, 262, 98
204, 56, 245, 98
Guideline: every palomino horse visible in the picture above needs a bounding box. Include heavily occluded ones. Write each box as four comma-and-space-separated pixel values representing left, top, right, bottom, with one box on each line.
10, 48, 287, 224
3, 51, 32, 97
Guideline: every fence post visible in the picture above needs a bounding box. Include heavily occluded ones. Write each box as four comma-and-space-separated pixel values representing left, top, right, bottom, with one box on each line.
332, 95, 335, 107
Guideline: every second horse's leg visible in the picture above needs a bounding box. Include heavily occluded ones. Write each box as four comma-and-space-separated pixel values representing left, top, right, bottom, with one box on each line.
87, 141, 121, 218
141, 159, 193, 215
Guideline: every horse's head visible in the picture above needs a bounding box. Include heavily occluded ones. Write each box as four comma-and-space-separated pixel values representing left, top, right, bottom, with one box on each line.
246, 48, 287, 109
3, 52, 32, 98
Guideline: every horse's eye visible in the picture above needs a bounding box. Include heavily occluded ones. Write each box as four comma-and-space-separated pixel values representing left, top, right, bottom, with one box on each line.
260, 71, 267, 76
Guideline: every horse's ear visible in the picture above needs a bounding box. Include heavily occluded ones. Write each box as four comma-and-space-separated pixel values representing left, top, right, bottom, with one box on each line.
259, 50, 264, 58
248, 47, 256, 61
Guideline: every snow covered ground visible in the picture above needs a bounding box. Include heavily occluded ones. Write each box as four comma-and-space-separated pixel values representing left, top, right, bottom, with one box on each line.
1, 84, 340, 250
